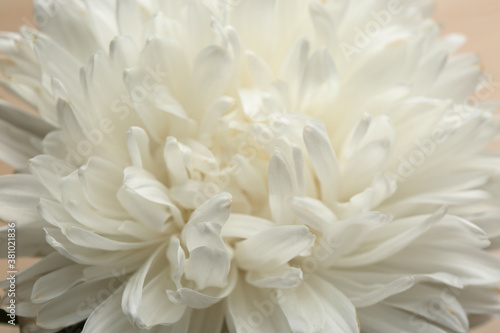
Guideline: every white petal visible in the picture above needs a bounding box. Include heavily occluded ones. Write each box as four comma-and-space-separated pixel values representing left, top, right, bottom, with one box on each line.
226, 274, 291, 333
279, 36, 309, 84
118, 188, 168, 229
29, 28, 81, 92
341, 139, 392, 199
136, 269, 187, 328
185, 302, 225, 333
61, 199, 128, 235
36, 279, 116, 329
164, 136, 190, 186
85, 0, 118, 50
34, 0, 99, 62
358, 303, 447, 333
167, 266, 237, 309
0, 100, 53, 137
122, 67, 170, 141
309, 2, 337, 48
458, 285, 500, 315
290, 196, 337, 231
303, 121, 340, 206
235, 225, 315, 271
44, 227, 149, 265
139, 37, 189, 99
322, 211, 392, 265
327, 270, 462, 308
0, 174, 46, 223
246, 50, 274, 88
335, 209, 446, 267
280, 276, 359, 333
268, 149, 295, 225
199, 96, 235, 140
31, 264, 85, 303
381, 234, 500, 286
169, 180, 206, 209
65, 226, 159, 251
0, 118, 41, 171
184, 45, 232, 115
333, 187, 374, 218
121, 166, 183, 229
166, 235, 186, 289
184, 245, 230, 290
116, 0, 143, 45
121, 245, 162, 320
29, 155, 62, 200
0, 252, 68, 288
155, 84, 189, 119
167, 288, 222, 309
78, 157, 125, 219
187, 192, 232, 226
233, 155, 267, 203
298, 48, 339, 110
126, 126, 154, 170
83, 288, 144, 333
384, 283, 468, 332
221, 214, 274, 239
182, 194, 232, 290
110, 35, 139, 68
0, 223, 52, 257
313, 275, 360, 333
246, 264, 303, 289
1, 277, 42, 317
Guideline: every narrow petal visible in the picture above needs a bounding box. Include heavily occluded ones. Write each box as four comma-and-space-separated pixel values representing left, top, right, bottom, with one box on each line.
246, 265, 303, 289
268, 149, 294, 225
36, 278, 116, 329
280, 276, 359, 333
226, 274, 291, 333
235, 225, 315, 271
303, 121, 340, 206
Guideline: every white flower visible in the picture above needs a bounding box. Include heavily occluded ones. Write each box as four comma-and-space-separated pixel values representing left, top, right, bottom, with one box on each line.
1, 0, 500, 332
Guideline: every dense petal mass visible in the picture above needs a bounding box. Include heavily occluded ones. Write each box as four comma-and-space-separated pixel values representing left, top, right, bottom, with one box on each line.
1, 0, 500, 332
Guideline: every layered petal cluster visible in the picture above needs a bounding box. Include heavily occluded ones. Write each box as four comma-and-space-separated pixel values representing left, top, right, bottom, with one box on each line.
1, 0, 500, 332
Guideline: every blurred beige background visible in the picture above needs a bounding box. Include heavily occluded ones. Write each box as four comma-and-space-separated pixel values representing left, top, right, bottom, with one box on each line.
0, 0, 500, 332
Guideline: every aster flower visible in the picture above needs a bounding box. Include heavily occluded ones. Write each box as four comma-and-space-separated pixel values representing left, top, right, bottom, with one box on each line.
1, 0, 500, 332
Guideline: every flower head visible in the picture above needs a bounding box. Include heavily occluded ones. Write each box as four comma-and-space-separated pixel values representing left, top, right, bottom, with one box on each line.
1, 0, 500, 332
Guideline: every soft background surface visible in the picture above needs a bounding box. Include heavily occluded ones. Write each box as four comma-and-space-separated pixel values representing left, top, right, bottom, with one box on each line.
0, 0, 499, 332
